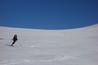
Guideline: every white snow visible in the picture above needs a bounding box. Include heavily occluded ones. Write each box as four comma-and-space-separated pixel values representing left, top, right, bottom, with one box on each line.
0, 24, 98, 65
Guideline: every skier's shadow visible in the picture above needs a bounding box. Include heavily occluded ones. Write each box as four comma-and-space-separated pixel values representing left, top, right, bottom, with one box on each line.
5, 44, 14, 47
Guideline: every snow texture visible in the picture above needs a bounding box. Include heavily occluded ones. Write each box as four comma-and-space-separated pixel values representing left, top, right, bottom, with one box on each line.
0, 24, 98, 65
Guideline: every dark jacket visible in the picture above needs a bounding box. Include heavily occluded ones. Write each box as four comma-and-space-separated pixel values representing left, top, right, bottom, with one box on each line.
13, 35, 18, 41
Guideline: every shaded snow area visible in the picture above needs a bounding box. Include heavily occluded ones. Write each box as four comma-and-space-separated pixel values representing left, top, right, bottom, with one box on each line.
0, 24, 98, 65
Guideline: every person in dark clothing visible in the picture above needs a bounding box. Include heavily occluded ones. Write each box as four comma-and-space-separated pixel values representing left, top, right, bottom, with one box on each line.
11, 34, 18, 46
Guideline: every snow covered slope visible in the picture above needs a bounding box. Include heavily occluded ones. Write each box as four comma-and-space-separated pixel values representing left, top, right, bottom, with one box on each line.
0, 24, 98, 65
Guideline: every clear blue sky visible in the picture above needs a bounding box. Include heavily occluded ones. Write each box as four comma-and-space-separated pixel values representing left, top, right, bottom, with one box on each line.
0, 0, 98, 29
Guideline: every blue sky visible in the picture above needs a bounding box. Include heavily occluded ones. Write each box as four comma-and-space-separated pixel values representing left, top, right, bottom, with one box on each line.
0, 0, 98, 29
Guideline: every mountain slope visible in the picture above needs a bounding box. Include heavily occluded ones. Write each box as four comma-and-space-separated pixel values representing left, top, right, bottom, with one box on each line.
0, 24, 98, 65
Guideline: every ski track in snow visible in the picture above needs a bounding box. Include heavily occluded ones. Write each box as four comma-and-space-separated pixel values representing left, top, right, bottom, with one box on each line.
0, 55, 76, 65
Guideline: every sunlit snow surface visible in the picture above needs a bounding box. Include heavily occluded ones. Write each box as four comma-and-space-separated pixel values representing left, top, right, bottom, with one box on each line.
0, 24, 98, 65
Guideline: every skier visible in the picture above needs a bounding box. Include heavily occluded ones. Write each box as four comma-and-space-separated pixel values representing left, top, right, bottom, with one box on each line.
11, 34, 18, 46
